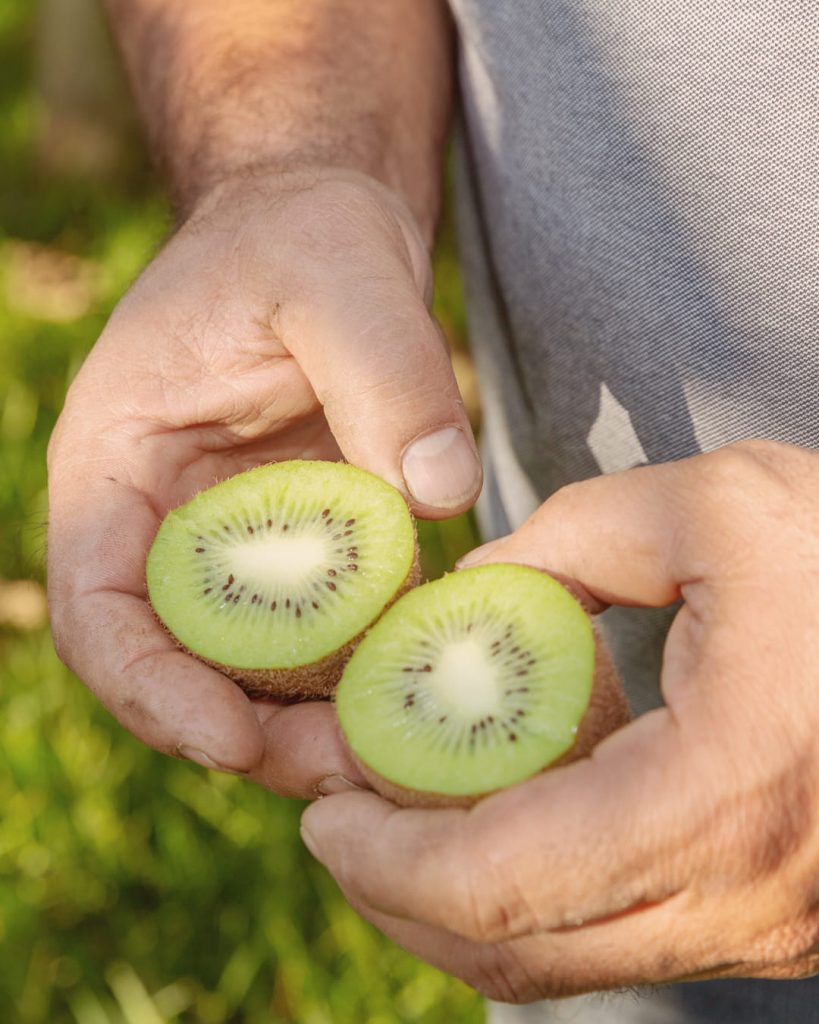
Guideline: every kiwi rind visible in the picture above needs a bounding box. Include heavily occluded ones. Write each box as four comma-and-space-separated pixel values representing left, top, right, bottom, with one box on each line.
336, 566, 630, 808
146, 460, 420, 699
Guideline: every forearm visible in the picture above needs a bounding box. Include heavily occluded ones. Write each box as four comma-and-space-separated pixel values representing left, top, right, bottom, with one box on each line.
104, 0, 453, 237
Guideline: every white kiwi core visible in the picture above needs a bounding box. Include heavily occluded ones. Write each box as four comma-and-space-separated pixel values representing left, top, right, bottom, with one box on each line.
229, 533, 328, 585
431, 639, 501, 718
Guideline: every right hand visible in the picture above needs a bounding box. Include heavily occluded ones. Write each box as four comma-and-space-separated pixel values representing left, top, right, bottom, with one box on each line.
47, 166, 482, 797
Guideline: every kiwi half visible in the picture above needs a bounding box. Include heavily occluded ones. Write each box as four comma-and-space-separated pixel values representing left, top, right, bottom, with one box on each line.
335, 564, 629, 807
146, 461, 420, 698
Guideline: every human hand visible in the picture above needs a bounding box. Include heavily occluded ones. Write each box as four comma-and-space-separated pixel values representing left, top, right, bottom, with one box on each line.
47, 167, 481, 795
301, 441, 819, 998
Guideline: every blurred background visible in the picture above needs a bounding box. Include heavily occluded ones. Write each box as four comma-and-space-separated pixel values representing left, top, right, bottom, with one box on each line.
0, 1, 484, 1021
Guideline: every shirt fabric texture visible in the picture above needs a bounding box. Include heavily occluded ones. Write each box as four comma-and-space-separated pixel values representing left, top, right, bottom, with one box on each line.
449, 1, 819, 1020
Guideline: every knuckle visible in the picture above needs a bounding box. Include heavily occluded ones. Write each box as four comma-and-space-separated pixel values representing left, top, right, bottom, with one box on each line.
543, 479, 585, 514
459, 844, 538, 945
526, 482, 579, 540
468, 945, 547, 1004
47, 589, 77, 671
684, 441, 807, 557
700, 441, 789, 501
748, 916, 819, 965
460, 855, 508, 944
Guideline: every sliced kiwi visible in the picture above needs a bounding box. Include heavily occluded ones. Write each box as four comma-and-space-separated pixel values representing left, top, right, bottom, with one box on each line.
146, 461, 419, 698
335, 564, 629, 806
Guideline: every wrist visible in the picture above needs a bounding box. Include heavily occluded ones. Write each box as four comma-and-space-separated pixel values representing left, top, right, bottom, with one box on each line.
177, 153, 439, 250
108, 1, 452, 244
181, 164, 434, 295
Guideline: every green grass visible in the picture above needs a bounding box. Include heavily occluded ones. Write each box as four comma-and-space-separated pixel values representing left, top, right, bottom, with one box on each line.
0, 3, 483, 1021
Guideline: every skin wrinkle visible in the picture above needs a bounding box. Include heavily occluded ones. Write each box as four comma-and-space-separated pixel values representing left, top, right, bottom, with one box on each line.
472, 943, 538, 1004
337, 849, 817, 996
118, 644, 178, 680
112, 335, 308, 432
548, 893, 684, 934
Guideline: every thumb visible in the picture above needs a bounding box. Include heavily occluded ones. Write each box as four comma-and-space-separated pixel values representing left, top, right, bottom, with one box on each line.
457, 461, 702, 607
279, 196, 482, 517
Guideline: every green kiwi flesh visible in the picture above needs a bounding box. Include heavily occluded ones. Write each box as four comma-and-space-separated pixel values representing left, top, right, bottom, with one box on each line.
146, 461, 419, 698
336, 564, 628, 806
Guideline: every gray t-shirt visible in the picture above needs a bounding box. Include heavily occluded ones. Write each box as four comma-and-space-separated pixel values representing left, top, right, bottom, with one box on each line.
453, 0, 819, 713
450, 1, 819, 1020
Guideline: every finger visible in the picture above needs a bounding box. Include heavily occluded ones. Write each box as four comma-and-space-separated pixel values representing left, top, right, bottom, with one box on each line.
52, 585, 266, 774
302, 709, 717, 943
249, 699, 367, 799
455, 448, 767, 606
312, 822, 816, 999
277, 193, 482, 517
47, 476, 359, 792
340, 888, 767, 1002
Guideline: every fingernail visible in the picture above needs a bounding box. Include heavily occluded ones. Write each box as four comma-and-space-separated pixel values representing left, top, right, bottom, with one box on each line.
315, 774, 364, 797
177, 744, 247, 776
402, 427, 482, 509
300, 824, 322, 860
456, 536, 506, 569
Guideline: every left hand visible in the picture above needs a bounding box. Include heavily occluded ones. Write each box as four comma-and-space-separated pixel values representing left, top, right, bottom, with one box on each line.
47, 168, 479, 795
301, 441, 819, 1001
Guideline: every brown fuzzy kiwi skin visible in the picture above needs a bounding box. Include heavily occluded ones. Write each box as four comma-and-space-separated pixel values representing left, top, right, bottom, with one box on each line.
352, 625, 630, 809
152, 537, 422, 702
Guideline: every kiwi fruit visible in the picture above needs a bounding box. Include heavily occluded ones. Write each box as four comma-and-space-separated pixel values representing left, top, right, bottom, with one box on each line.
146, 460, 420, 698
335, 563, 629, 807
